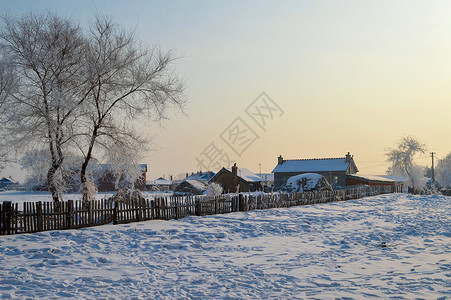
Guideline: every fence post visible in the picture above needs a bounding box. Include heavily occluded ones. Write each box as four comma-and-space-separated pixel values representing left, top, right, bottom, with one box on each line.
67, 200, 74, 229
36, 201, 43, 232
113, 200, 118, 225
239, 194, 245, 211
135, 198, 141, 222
87, 201, 92, 226
2, 201, 12, 235
175, 197, 179, 220
195, 197, 201, 216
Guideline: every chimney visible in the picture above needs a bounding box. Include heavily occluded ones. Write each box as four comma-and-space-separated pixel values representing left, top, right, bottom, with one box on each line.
278, 155, 284, 165
232, 163, 238, 177
186, 173, 188, 178
345, 152, 352, 162
231, 163, 238, 193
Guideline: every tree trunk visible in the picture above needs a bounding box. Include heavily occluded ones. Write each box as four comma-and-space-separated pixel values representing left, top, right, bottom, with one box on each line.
47, 163, 60, 202
81, 125, 99, 202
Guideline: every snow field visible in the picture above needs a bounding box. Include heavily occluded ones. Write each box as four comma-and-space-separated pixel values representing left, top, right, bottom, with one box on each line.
0, 193, 449, 299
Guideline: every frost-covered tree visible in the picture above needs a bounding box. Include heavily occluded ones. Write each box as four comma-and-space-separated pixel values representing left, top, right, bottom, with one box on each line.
0, 13, 87, 201
0, 54, 19, 168
21, 149, 83, 193
436, 152, 451, 188
77, 16, 185, 201
386, 136, 427, 191
1, 13, 185, 201
104, 141, 145, 191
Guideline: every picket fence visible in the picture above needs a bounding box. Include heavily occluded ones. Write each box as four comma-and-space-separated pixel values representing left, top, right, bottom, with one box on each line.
0, 185, 394, 235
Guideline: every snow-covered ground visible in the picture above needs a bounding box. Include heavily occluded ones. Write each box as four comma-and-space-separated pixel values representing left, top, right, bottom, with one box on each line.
0, 193, 449, 299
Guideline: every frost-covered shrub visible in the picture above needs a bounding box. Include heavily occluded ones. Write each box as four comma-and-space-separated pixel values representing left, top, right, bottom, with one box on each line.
206, 182, 223, 196
285, 173, 333, 193
436, 152, 451, 188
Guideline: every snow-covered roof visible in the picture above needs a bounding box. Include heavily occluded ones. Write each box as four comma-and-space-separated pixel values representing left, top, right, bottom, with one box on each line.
183, 180, 207, 190
348, 174, 395, 183
377, 175, 407, 182
184, 171, 215, 182
225, 168, 262, 183
147, 177, 172, 185
0, 177, 17, 184
272, 158, 352, 173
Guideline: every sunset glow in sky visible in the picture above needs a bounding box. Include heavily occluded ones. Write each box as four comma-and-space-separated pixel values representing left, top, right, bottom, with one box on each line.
2, 0, 451, 180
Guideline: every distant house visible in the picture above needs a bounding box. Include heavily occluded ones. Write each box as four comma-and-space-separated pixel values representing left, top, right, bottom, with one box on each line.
209, 163, 263, 193
173, 180, 206, 195
184, 171, 215, 183
272, 152, 358, 190
146, 177, 173, 191
346, 174, 399, 191
0, 177, 19, 189
96, 164, 148, 192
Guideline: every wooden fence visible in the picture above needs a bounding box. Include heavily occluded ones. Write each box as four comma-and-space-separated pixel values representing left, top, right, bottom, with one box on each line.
1, 185, 394, 235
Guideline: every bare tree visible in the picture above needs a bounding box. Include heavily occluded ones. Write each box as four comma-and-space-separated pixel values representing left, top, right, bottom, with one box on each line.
386, 135, 427, 191
76, 16, 185, 201
0, 13, 87, 201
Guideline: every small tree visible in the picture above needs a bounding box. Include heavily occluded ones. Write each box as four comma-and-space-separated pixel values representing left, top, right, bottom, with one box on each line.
386, 135, 427, 192
436, 152, 451, 189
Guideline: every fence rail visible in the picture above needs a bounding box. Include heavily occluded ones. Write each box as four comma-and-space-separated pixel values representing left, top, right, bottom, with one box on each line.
1, 185, 394, 235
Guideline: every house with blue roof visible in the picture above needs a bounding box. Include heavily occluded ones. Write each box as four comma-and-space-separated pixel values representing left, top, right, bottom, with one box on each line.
184, 171, 215, 183
272, 152, 359, 190
0, 177, 19, 189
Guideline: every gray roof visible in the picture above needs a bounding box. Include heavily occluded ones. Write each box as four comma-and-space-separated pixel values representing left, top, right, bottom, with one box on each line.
272, 158, 353, 173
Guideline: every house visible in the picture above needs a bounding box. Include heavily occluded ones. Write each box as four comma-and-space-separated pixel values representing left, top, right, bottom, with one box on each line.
146, 177, 173, 191
209, 163, 263, 193
272, 152, 358, 190
346, 174, 399, 192
173, 180, 206, 195
0, 177, 19, 189
96, 164, 148, 192
184, 171, 215, 183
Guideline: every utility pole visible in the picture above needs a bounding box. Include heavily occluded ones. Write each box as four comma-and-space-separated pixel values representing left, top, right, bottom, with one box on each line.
259, 163, 262, 178
431, 152, 436, 183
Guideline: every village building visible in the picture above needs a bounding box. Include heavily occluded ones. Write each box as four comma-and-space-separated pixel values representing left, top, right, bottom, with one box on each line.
209, 164, 263, 193
184, 171, 215, 183
0, 177, 20, 190
346, 174, 401, 192
272, 152, 359, 190
146, 177, 173, 191
97, 164, 148, 192
173, 180, 207, 195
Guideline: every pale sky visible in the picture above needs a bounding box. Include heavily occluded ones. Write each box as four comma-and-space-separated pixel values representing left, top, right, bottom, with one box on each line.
1, 0, 451, 181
